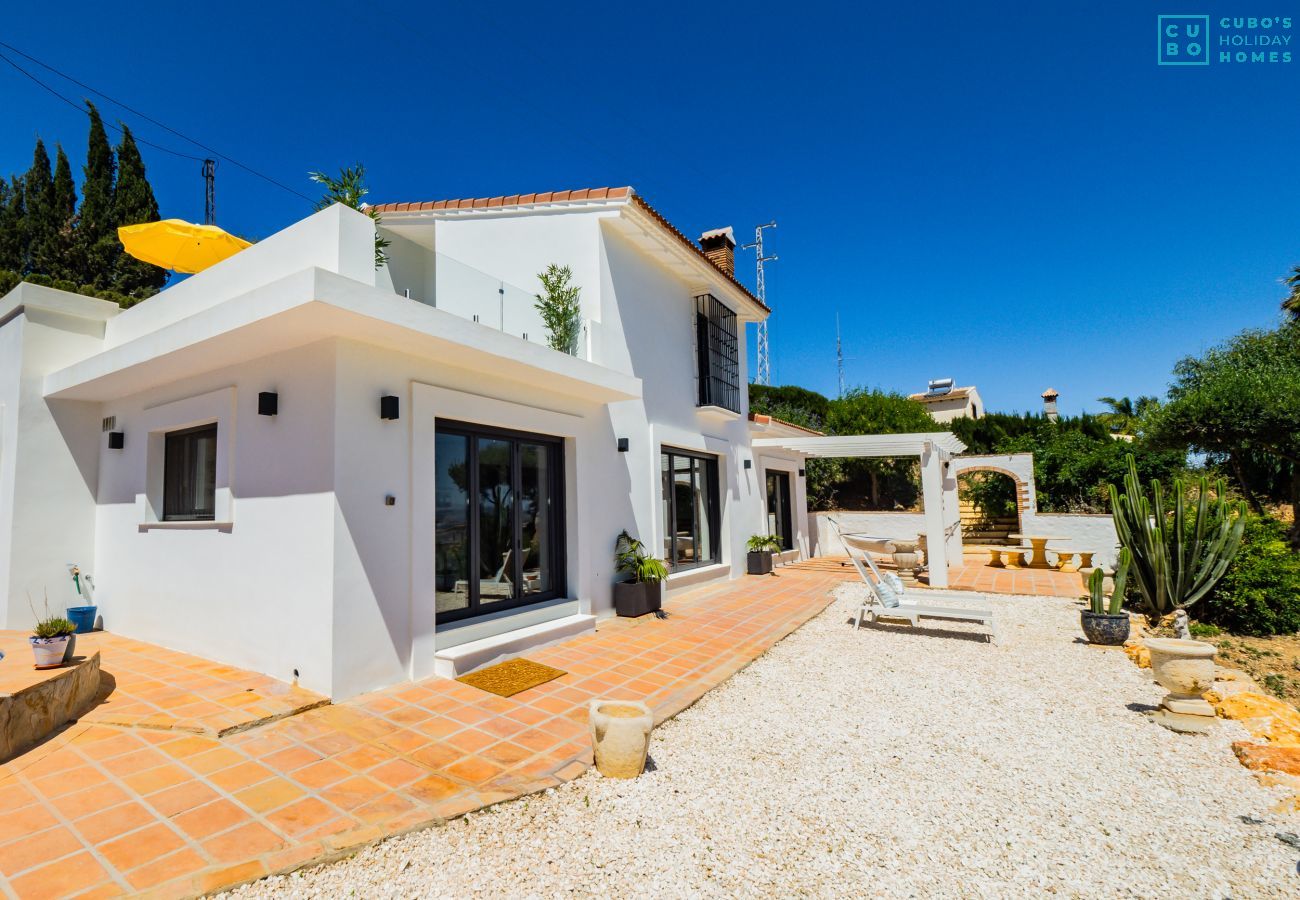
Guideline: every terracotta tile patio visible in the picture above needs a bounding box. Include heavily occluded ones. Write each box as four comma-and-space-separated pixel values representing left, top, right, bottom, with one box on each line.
0, 560, 852, 899
938, 557, 1087, 599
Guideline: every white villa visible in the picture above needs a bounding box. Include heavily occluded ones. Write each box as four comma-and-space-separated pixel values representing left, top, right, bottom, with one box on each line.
0, 187, 964, 699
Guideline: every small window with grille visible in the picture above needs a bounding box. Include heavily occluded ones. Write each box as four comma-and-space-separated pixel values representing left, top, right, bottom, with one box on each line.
694, 294, 740, 413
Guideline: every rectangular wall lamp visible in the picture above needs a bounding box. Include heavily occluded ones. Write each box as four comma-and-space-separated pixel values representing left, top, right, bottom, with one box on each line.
380, 395, 399, 420
616, 438, 629, 452
258, 392, 278, 416
108, 432, 125, 450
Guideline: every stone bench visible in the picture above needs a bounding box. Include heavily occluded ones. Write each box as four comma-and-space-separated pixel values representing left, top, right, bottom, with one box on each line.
1049, 547, 1078, 572
985, 546, 1032, 569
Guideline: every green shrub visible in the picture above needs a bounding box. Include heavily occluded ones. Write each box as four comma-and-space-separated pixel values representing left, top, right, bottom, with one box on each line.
1200, 516, 1300, 636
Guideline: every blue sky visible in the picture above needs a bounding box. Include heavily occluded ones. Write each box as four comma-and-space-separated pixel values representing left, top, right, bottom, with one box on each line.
2, 1, 1297, 416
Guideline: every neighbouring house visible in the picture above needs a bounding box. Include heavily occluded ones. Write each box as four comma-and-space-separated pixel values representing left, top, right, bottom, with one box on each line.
909, 378, 983, 422
0, 187, 825, 699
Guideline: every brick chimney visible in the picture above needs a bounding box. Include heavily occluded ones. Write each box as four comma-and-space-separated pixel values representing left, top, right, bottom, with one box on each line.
699, 227, 736, 277
1041, 387, 1059, 422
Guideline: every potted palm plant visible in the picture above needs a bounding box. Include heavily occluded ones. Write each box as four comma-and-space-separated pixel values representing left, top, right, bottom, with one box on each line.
613, 531, 668, 617
746, 534, 782, 575
1080, 548, 1131, 645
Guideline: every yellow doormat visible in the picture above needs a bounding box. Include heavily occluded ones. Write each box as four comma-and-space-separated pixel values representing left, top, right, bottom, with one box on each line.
456, 657, 567, 698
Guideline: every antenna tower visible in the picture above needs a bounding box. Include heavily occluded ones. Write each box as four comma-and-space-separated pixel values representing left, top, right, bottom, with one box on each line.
742, 221, 777, 385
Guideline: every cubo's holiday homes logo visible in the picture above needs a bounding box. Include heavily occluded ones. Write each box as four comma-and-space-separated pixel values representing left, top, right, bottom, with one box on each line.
1158, 14, 1293, 65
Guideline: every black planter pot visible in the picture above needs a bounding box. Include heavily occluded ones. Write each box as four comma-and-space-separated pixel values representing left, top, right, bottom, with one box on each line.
746, 551, 774, 575
1080, 610, 1130, 645
614, 580, 664, 617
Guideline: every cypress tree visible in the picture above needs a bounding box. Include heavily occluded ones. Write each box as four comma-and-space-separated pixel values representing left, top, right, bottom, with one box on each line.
111, 124, 167, 294
36, 144, 79, 281
77, 101, 117, 286
0, 178, 22, 273
23, 139, 55, 277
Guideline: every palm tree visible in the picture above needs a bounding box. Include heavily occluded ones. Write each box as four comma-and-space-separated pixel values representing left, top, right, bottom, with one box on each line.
308, 164, 390, 268
1284, 265, 1300, 319
1097, 395, 1159, 436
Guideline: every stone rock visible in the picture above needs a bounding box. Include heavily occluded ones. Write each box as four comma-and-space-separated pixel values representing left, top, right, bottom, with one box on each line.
1123, 642, 1151, 669
1233, 741, 1300, 776
1212, 692, 1300, 746
1204, 680, 1261, 702
1214, 666, 1254, 682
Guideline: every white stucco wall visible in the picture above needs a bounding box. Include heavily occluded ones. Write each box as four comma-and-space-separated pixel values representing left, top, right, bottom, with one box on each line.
1025, 513, 1120, 568
0, 289, 115, 627
93, 341, 338, 694
810, 511, 928, 557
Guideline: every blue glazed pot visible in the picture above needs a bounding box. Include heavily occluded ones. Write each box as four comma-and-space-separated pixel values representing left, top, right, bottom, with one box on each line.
66, 606, 98, 634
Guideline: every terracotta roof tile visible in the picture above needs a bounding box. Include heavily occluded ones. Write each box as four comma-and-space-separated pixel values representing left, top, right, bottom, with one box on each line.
367, 186, 767, 312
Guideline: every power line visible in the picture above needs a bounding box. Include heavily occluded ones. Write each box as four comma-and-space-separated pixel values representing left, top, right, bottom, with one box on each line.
0, 40, 313, 203
0, 50, 205, 162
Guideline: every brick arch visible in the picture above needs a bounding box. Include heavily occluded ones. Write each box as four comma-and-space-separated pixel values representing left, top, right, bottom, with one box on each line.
949, 454, 1037, 541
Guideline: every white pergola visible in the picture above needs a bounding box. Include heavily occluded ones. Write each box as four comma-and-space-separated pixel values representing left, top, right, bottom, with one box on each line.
750, 432, 968, 587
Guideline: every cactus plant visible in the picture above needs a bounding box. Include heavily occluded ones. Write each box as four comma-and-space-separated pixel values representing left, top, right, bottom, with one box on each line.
1087, 547, 1131, 615
1109, 454, 1246, 626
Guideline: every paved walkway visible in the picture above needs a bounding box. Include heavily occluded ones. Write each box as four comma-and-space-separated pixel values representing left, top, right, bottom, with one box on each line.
940, 560, 1085, 598
0, 560, 849, 899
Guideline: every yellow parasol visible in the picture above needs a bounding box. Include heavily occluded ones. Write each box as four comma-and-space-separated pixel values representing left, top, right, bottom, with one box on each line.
118, 219, 251, 274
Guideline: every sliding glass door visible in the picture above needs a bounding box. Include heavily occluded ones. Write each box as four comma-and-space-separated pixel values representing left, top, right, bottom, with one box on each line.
766, 470, 793, 551
434, 421, 564, 622
661, 448, 720, 571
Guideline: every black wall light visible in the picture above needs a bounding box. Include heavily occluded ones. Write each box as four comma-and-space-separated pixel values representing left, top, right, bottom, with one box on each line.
743, 459, 753, 470
616, 438, 629, 452
258, 392, 278, 417
798, 468, 806, 477
108, 431, 125, 450
380, 395, 399, 420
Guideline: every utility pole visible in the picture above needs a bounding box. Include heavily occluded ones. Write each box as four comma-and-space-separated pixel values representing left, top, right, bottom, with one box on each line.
837, 313, 845, 398
202, 159, 216, 226
742, 221, 777, 385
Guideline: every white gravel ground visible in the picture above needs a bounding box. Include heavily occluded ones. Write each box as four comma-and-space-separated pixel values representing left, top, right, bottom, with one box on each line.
228, 586, 1300, 898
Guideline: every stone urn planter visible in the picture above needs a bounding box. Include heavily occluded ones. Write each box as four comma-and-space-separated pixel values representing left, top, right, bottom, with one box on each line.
891, 540, 921, 581
1145, 637, 1217, 732
29, 635, 71, 669
1080, 611, 1129, 646
589, 699, 653, 778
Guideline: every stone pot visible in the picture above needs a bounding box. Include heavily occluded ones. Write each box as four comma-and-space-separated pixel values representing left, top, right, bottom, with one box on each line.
61, 632, 77, 664
613, 580, 663, 618
891, 540, 921, 580
589, 699, 653, 778
1080, 610, 1129, 645
746, 551, 774, 575
1145, 637, 1216, 708
30, 635, 70, 669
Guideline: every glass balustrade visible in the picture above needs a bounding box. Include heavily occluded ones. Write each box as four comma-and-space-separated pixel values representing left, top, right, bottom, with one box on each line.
388, 251, 590, 361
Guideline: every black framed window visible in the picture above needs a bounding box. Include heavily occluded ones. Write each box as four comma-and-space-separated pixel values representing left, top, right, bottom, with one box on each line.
661, 448, 721, 571
766, 471, 793, 551
695, 294, 740, 413
434, 420, 565, 623
163, 424, 218, 521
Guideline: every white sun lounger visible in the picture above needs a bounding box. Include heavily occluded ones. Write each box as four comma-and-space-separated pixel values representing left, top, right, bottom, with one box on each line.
848, 551, 999, 644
